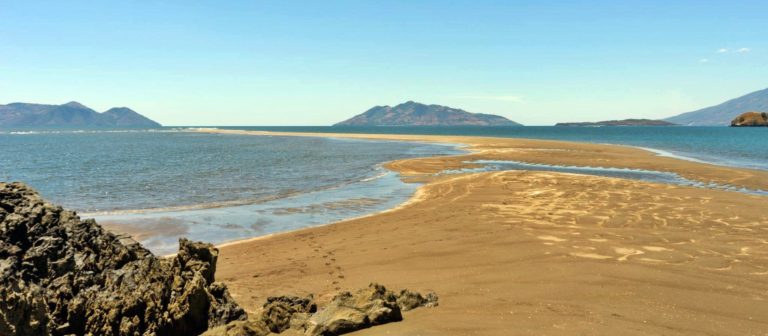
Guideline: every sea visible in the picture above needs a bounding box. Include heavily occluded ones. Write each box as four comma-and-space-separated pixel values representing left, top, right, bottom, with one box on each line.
1, 126, 766, 254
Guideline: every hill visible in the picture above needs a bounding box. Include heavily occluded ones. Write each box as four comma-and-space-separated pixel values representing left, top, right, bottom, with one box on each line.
334, 101, 521, 126
665, 88, 768, 126
556, 119, 676, 127
0, 101, 161, 127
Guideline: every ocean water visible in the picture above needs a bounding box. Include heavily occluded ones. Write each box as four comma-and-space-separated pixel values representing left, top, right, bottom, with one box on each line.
221, 126, 768, 171
1, 126, 766, 254
0, 129, 462, 254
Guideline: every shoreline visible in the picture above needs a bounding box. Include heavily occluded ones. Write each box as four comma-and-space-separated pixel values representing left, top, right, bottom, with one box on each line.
195, 128, 768, 191
206, 129, 768, 335
189, 128, 768, 253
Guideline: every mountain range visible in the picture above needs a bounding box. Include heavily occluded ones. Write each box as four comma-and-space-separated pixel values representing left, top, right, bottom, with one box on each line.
665, 88, 768, 126
334, 101, 521, 126
0, 102, 161, 127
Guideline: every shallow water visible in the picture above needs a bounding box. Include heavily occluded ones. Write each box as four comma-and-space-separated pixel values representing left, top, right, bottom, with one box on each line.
0, 129, 461, 212
3, 126, 766, 255
441, 160, 768, 196
92, 171, 417, 255
218, 126, 768, 171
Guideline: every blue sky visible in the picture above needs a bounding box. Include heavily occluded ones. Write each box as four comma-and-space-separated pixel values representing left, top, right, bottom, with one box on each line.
1, 1, 766, 125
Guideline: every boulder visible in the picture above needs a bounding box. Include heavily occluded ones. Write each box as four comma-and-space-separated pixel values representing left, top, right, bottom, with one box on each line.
730, 111, 768, 127
396, 289, 439, 311
304, 283, 403, 336
260, 295, 317, 333
0, 182, 246, 336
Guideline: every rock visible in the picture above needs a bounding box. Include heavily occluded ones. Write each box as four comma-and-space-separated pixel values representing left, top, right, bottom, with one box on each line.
304, 283, 403, 336
0, 182, 246, 336
209, 284, 437, 336
260, 295, 316, 333
396, 289, 439, 311
201, 320, 270, 336
731, 111, 768, 127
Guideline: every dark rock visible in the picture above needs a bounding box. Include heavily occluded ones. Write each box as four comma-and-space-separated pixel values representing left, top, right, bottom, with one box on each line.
0, 182, 245, 336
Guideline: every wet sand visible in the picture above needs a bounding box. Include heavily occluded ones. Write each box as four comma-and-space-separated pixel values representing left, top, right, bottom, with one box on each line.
203, 130, 768, 335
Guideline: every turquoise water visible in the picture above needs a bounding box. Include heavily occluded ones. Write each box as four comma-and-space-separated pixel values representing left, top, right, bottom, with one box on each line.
219, 126, 768, 171
0, 130, 460, 212
1, 126, 765, 254
0, 129, 463, 254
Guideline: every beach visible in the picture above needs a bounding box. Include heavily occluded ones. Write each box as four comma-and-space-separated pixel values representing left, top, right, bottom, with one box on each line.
197, 130, 768, 335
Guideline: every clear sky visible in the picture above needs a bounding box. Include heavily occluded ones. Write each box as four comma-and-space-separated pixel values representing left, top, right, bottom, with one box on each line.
1, 1, 766, 126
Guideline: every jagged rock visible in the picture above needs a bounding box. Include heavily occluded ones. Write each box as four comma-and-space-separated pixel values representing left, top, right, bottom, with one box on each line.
0, 182, 246, 336
261, 295, 317, 333
396, 289, 439, 311
304, 283, 403, 336
209, 284, 437, 336
201, 320, 270, 336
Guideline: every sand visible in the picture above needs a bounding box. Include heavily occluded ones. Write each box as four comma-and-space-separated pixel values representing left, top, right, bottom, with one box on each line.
201, 129, 768, 335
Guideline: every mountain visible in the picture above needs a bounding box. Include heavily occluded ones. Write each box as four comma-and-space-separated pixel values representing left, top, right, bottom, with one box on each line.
0, 101, 161, 127
556, 119, 676, 127
731, 111, 768, 127
665, 88, 768, 126
334, 101, 521, 126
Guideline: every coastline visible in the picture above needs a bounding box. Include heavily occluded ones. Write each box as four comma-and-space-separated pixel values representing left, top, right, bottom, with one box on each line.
200, 129, 768, 335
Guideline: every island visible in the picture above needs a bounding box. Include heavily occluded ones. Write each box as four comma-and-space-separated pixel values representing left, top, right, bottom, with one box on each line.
731, 111, 768, 127
0, 101, 161, 127
334, 101, 521, 126
556, 119, 676, 127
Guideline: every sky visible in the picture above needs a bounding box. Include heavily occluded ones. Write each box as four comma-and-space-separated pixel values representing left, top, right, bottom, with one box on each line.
1, 1, 766, 126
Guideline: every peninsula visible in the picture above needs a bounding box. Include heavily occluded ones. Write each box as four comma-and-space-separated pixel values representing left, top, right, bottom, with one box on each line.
556, 119, 676, 127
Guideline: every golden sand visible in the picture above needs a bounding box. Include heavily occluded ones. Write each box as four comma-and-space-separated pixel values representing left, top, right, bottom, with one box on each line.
201, 129, 768, 335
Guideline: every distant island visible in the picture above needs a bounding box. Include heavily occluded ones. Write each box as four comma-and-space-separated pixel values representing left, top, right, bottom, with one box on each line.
334, 101, 521, 126
0, 101, 161, 127
730, 111, 768, 127
665, 87, 768, 126
556, 119, 676, 127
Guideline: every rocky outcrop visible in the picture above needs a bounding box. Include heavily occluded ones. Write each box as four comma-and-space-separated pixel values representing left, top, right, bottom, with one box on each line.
0, 182, 438, 336
730, 111, 768, 127
205, 283, 438, 336
0, 182, 245, 336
